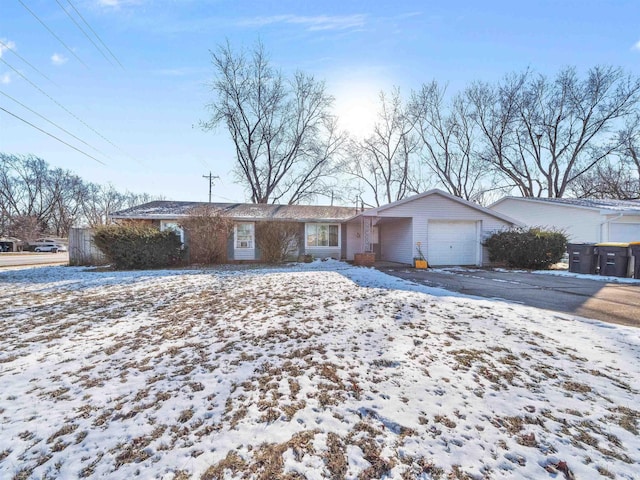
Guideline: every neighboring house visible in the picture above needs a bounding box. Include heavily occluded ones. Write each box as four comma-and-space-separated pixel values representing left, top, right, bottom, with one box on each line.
489, 197, 640, 243
0, 237, 21, 252
109, 201, 358, 262
344, 189, 521, 266
108, 190, 521, 266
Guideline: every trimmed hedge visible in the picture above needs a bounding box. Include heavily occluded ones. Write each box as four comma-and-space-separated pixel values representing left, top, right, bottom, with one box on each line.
483, 227, 567, 270
93, 223, 184, 270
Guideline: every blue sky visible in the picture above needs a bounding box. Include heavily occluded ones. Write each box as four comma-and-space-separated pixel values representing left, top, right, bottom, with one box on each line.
1, 0, 640, 204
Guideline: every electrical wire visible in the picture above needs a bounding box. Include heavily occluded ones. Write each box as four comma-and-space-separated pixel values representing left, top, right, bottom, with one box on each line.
0, 90, 108, 157
0, 106, 105, 165
0, 39, 58, 86
54, 0, 115, 68
0, 57, 135, 161
17, 0, 89, 69
65, 0, 125, 70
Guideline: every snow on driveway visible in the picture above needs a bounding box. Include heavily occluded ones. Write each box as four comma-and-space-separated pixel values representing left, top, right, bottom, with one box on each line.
1, 261, 639, 479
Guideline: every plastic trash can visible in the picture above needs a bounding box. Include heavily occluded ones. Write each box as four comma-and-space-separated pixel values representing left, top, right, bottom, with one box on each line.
567, 243, 598, 274
629, 242, 640, 279
595, 243, 630, 277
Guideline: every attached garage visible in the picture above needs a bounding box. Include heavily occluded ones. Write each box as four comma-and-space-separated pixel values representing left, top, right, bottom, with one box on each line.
346, 189, 521, 266
427, 221, 480, 266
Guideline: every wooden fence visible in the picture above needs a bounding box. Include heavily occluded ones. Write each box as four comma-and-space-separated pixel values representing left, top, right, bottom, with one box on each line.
68, 228, 107, 266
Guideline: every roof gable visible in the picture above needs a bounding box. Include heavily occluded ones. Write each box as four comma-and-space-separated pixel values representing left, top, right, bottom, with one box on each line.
361, 189, 523, 226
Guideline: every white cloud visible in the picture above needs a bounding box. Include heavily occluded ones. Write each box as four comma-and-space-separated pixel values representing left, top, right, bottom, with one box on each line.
0, 39, 16, 59
238, 14, 367, 32
97, 0, 143, 8
633, 40, 640, 51
1, 73, 11, 84
51, 53, 68, 66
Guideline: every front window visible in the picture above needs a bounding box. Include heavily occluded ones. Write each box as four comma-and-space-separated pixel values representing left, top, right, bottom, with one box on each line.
306, 223, 339, 247
235, 222, 254, 249
160, 221, 184, 243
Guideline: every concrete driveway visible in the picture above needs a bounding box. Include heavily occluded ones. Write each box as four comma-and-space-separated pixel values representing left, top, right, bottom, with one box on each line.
377, 266, 640, 328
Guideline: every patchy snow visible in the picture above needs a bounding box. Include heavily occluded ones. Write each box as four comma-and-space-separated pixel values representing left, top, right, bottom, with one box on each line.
437, 265, 640, 284
1, 261, 639, 479
533, 269, 640, 284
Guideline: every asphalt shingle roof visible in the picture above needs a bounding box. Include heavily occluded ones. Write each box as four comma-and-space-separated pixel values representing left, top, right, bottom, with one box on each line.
109, 201, 360, 222
501, 197, 640, 213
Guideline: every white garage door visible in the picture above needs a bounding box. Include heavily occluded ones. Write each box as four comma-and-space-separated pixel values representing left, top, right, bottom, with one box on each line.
610, 223, 640, 242
427, 221, 478, 266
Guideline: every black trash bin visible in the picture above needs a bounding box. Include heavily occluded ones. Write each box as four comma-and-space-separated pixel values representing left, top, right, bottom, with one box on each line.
595, 243, 630, 277
630, 242, 640, 279
567, 243, 598, 274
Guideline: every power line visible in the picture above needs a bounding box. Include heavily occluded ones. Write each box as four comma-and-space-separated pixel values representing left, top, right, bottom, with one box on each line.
0, 57, 136, 162
17, 0, 89, 69
0, 39, 58, 86
54, 0, 115, 68
65, 0, 125, 70
0, 90, 108, 158
0, 106, 105, 165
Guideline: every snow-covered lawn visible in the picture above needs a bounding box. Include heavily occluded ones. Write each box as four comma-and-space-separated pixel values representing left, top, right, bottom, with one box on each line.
1, 261, 639, 480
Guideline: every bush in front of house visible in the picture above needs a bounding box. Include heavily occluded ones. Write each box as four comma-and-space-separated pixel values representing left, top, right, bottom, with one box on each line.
93, 223, 184, 270
180, 206, 233, 264
255, 221, 299, 263
483, 227, 567, 270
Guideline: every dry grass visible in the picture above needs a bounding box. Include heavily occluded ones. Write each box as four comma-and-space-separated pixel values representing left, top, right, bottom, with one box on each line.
1, 265, 638, 479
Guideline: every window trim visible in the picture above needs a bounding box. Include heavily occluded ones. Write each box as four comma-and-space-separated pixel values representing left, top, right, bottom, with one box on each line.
234, 222, 255, 249
306, 223, 340, 248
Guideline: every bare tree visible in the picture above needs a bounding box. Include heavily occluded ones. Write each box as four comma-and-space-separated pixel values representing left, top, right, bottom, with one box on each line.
344, 88, 421, 207
81, 183, 125, 227
571, 116, 640, 199
410, 82, 489, 201
47, 168, 87, 236
1, 153, 159, 236
468, 66, 640, 197
203, 42, 344, 204
0, 154, 53, 234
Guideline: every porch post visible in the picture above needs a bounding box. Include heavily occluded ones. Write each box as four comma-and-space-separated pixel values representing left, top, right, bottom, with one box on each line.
363, 216, 372, 253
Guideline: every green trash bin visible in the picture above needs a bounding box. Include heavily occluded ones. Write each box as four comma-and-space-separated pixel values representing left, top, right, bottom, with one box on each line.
567, 243, 598, 274
595, 243, 630, 277
630, 242, 640, 279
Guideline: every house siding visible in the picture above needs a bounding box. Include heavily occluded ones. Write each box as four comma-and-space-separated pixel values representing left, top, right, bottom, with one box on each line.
379, 218, 413, 263
491, 199, 604, 243
305, 247, 341, 259
345, 222, 362, 261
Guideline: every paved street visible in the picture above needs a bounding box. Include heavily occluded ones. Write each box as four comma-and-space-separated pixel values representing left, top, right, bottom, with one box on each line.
0, 252, 69, 268
378, 266, 640, 328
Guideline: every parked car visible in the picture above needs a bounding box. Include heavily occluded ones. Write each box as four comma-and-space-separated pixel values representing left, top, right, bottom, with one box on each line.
27, 238, 68, 252
34, 243, 66, 253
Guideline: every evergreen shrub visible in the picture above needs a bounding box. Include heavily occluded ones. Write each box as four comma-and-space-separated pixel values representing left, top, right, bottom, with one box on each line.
94, 223, 184, 270
483, 227, 567, 270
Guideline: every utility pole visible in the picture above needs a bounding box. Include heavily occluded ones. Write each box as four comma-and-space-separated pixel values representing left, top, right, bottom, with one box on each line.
202, 172, 220, 203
